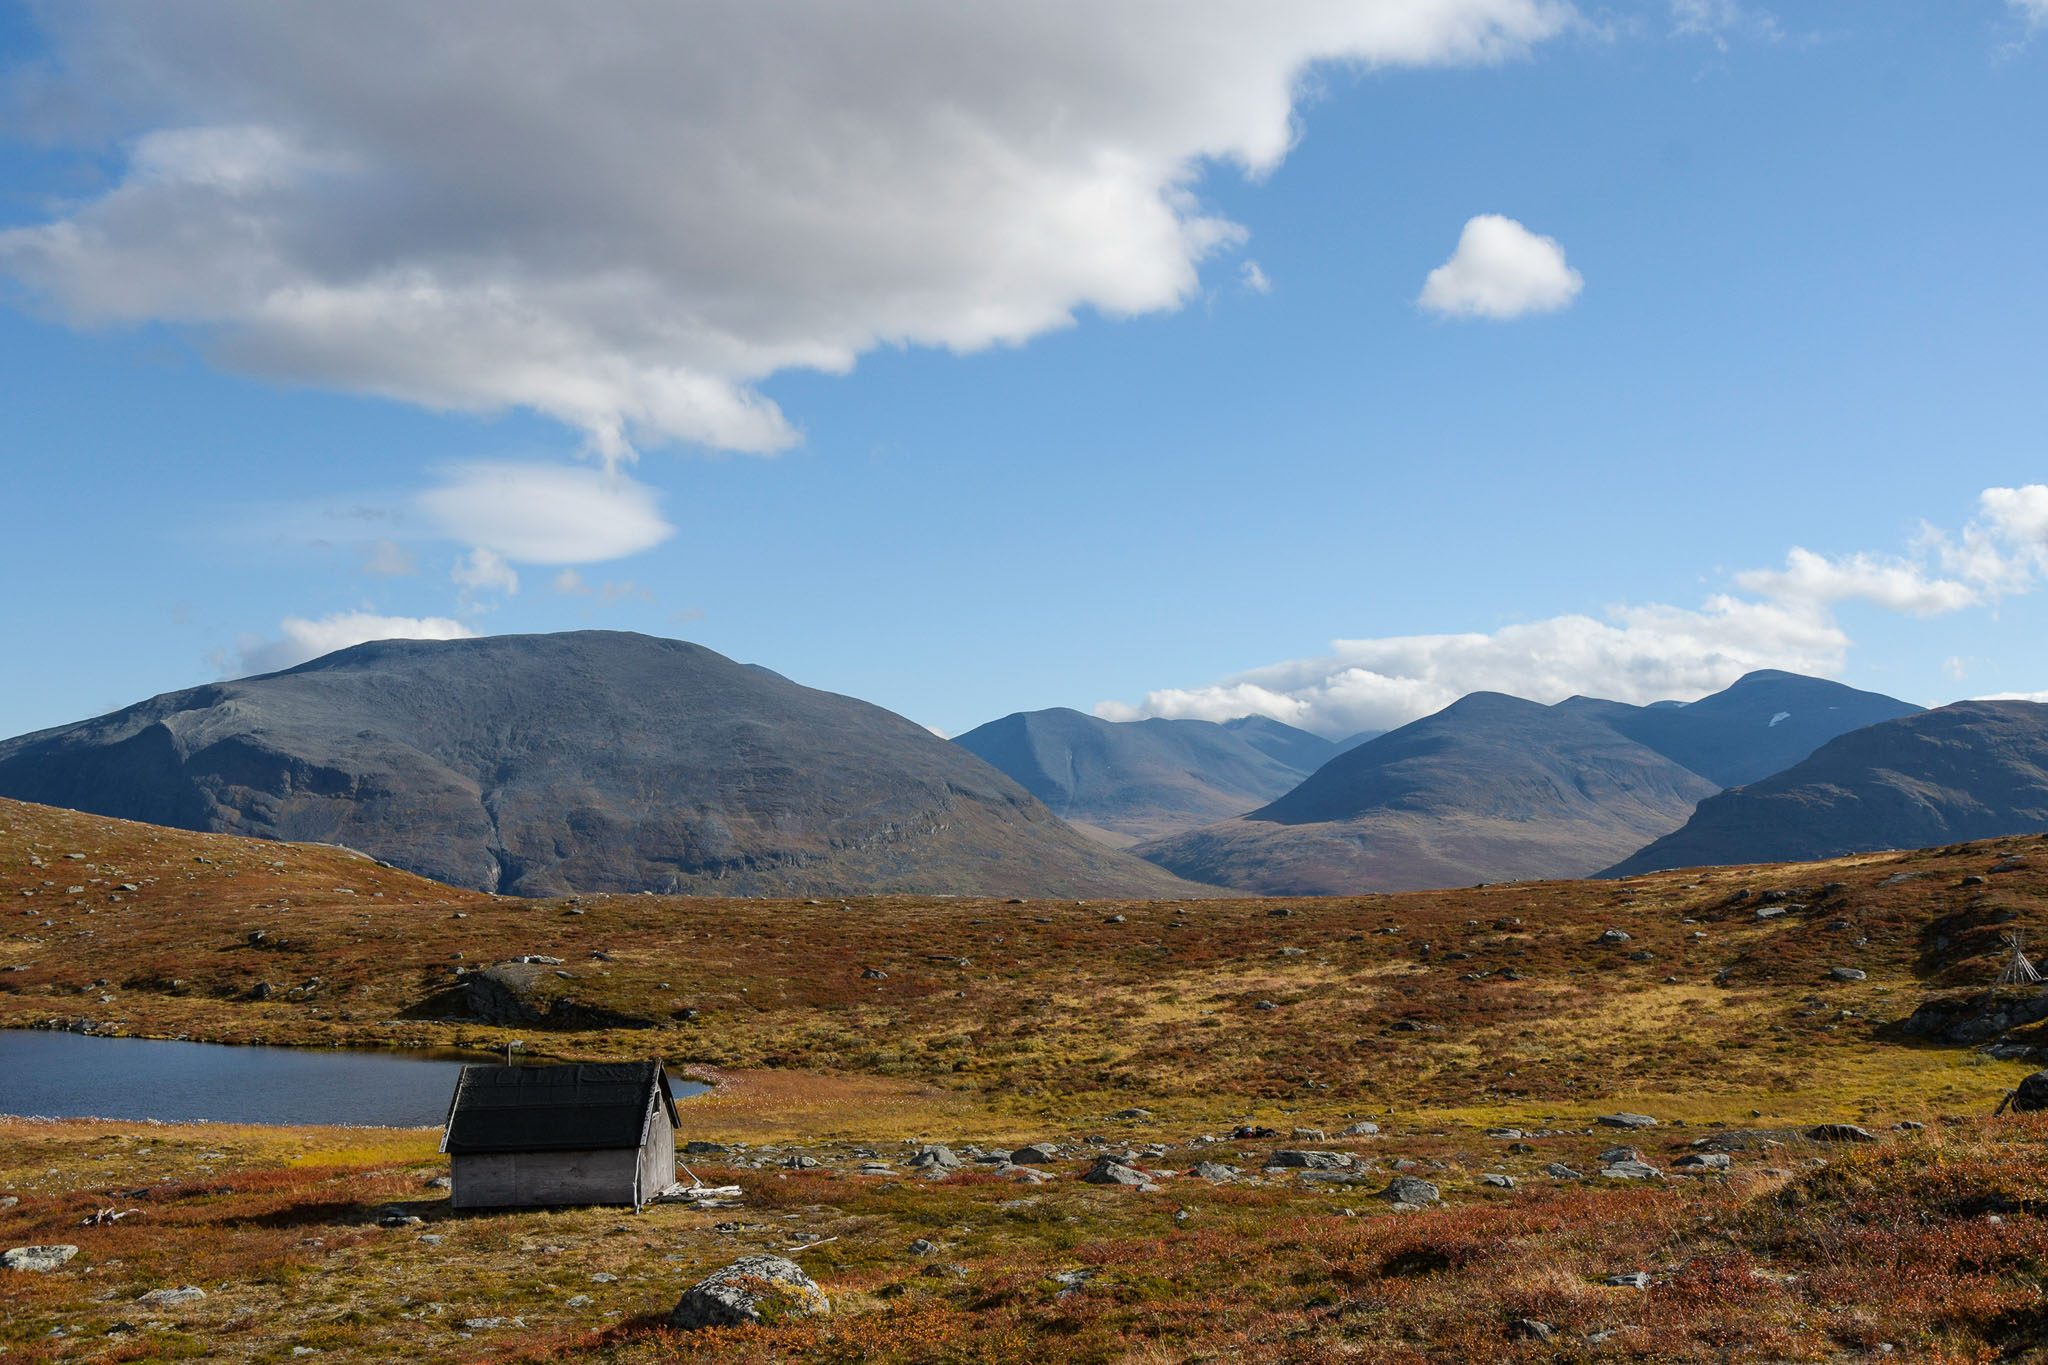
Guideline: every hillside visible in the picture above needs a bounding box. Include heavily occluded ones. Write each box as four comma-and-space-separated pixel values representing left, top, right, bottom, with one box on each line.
1559, 668, 1922, 787
952, 708, 1335, 843
1606, 699, 2048, 876
1132, 692, 1720, 894
0, 633, 1209, 900
11, 795, 2048, 1363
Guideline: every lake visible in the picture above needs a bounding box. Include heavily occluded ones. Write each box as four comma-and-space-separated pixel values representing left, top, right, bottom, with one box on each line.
0, 1030, 708, 1127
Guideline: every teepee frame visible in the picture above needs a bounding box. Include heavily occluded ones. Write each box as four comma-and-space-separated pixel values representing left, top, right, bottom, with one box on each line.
1996, 930, 2041, 988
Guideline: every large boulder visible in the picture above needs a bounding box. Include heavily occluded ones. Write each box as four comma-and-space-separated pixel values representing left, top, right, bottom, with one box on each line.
669, 1255, 830, 1330
1901, 991, 2048, 1046
1265, 1150, 1352, 1170
2, 1245, 78, 1272
1377, 1176, 1439, 1205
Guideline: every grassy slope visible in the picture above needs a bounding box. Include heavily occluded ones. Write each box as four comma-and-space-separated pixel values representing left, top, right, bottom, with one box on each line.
9, 796, 2048, 1360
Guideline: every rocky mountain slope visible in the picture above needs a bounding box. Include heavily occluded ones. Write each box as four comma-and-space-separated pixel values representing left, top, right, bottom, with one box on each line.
0, 632, 1210, 899
952, 708, 1341, 844
1132, 692, 1722, 894
1604, 699, 2048, 876
1133, 671, 1920, 895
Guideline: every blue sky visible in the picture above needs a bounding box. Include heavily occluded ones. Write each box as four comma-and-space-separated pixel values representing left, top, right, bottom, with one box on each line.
1, 0, 2045, 741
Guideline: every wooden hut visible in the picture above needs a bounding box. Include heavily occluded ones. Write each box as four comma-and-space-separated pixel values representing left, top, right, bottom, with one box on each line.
440, 1060, 679, 1210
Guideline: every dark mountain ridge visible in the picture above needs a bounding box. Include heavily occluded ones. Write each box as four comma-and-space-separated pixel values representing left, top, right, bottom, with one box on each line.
0, 631, 1210, 900
1132, 671, 1922, 895
1603, 700, 2048, 876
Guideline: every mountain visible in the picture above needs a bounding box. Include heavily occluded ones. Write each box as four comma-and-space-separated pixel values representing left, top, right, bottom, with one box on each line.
1556, 669, 1921, 787
1133, 692, 1722, 894
0, 631, 1211, 900
1603, 700, 2048, 876
952, 708, 1337, 845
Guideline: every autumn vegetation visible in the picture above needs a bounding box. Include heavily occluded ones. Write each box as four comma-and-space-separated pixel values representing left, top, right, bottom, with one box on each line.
7, 796, 2048, 1361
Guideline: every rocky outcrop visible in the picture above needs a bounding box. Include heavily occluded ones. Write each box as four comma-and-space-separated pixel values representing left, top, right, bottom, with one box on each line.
669, 1255, 829, 1330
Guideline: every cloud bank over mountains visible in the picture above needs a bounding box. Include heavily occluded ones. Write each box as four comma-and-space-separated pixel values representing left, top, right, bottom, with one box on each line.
1, 0, 1575, 463
1098, 486, 2048, 735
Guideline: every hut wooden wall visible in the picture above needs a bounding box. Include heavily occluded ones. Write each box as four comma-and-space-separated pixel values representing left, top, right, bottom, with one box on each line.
636, 1097, 676, 1198
450, 1147, 641, 1209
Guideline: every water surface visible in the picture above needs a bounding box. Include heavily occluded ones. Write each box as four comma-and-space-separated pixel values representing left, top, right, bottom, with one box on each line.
0, 1030, 706, 1127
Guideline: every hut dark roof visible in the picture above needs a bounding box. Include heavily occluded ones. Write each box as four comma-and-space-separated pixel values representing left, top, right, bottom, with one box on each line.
440, 1061, 678, 1155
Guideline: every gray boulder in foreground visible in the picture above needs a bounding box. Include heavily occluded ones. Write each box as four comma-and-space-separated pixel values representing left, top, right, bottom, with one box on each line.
1598, 1112, 1659, 1129
3, 1245, 78, 1272
670, 1255, 830, 1329
1377, 1175, 1439, 1205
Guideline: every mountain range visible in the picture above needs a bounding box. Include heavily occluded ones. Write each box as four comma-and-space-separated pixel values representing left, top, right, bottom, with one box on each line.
1604, 700, 2048, 877
0, 632, 1208, 900
1132, 671, 1923, 894
951, 707, 1369, 845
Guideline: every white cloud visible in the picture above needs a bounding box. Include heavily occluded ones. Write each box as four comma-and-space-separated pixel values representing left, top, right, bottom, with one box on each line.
1239, 259, 1273, 294
0, 2, 1574, 459
1097, 597, 1847, 736
1097, 485, 2048, 736
1417, 214, 1582, 320
236, 610, 475, 674
416, 462, 672, 564
552, 568, 652, 604
1732, 547, 1977, 616
2012, 0, 2048, 29
450, 546, 519, 597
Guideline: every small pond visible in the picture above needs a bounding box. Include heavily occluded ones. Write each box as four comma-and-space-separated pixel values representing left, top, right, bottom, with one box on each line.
0, 1030, 708, 1128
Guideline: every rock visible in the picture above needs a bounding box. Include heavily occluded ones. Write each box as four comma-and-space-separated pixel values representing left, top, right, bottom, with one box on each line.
1479, 1173, 1516, 1188
1828, 967, 1867, 982
907, 1238, 937, 1256
1231, 1125, 1280, 1139
1082, 1155, 1155, 1188
1755, 905, 1795, 920
1606, 1271, 1652, 1289
1599, 1160, 1662, 1180
668, 1255, 830, 1330
1111, 1107, 1153, 1120
1291, 1127, 1326, 1141
1903, 993, 2048, 1047
249, 981, 274, 1000
2, 1245, 78, 1272
1377, 1175, 1439, 1205
1253, 1000, 1277, 1011
424, 1175, 451, 1190
684, 1141, 729, 1155
1266, 1150, 1351, 1170
908, 1145, 962, 1171
1597, 1112, 1658, 1129
783, 1155, 819, 1170
1543, 1162, 1584, 1179
1189, 1161, 1240, 1181
1597, 929, 1632, 944
460, 1316, 524, 1330
1598, 1146, 1640, 1164
861, 968, 888, 980
1011, 1144, 1059, 1165
1511, 1318, 1555, 1341
1336, 1121, 1380, 1136
136, 1286, 206, 1306
1674, 1152, 1731, 1170
1807, 1123, 1878, 1143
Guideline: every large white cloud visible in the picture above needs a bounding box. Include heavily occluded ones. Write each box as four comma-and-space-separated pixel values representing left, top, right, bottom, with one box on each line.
1098, 485, 2048, 736
237, 611, 475, 675
0, 1, 1574, 459
2014, 0, 2048, 29
1417, 214, 1582, 320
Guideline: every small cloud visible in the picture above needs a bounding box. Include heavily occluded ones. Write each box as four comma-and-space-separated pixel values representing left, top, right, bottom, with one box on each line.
1239, 259, 1271, 294
1670, 0, 1782, 49
451, 546, 519, 597
417, 461, 673, 565
358, 538, 418, 577
598, 580, 653, 605
669, 606, 706, 626
1945, 656, 1968, 681
1418, 215, 1583, 320
234, 610, 475, 675
553, 568, 590, 596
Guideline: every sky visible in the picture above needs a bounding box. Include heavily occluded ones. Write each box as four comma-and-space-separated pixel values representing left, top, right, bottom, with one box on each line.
0, 0, 2045, 742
